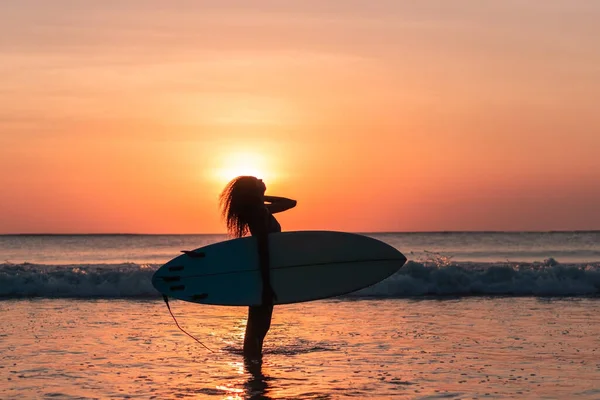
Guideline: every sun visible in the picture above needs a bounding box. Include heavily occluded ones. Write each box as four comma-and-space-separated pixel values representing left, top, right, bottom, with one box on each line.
212, 151, 274, 184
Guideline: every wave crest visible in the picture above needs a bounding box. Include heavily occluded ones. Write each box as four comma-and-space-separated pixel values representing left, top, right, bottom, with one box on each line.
354, 260, 600, 297
0, 262, 158, 298
1, 260, 599, 300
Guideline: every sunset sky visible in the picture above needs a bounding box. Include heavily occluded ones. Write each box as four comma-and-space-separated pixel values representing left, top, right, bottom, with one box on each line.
1, 1, 599, 233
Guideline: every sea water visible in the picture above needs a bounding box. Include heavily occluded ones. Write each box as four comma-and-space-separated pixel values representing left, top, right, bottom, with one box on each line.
1, 232, 599, 399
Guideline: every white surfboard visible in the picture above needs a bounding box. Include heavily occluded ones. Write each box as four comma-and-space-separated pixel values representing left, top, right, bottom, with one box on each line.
152, 231, 406, 306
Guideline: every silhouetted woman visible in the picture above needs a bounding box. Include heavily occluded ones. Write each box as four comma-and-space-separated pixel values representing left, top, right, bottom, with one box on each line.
219, 176, 297, 360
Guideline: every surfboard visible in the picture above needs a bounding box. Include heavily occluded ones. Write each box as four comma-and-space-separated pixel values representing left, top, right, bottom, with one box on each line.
152, 231, 406, 306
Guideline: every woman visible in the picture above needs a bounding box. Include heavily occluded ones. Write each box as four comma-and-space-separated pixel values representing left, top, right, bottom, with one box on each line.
219, 176, 297, 360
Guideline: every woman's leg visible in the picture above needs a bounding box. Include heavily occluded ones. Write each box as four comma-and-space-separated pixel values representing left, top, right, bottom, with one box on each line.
243, 304, 274, 359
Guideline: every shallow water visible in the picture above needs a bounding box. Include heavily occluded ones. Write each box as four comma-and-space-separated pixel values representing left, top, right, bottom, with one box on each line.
2, 298, 599, 399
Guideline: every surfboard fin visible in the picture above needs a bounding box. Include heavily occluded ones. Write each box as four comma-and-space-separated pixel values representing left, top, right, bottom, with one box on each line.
181, 250, 206, 258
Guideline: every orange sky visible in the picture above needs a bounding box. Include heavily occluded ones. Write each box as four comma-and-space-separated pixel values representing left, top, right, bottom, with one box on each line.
1, 1, 599, 233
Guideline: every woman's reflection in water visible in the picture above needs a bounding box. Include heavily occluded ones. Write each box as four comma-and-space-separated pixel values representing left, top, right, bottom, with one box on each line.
243, 357, 272, 400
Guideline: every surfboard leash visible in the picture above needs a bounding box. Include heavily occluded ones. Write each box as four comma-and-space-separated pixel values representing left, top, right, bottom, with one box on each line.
162, 295, 215, 353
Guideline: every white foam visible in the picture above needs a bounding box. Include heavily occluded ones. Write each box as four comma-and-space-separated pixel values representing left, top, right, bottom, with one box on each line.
354, 261, 600, 297
1, 260, 598, 299
0, 263, 157, 298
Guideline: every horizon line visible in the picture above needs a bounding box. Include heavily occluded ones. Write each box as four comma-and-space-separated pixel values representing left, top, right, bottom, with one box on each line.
1, 230, 599, 236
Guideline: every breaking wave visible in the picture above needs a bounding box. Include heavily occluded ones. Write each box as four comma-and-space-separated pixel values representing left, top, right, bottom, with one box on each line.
1, 259, 599, 300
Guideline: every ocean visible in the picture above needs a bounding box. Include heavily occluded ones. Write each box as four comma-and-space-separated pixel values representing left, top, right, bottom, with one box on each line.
1, 232, 599, 399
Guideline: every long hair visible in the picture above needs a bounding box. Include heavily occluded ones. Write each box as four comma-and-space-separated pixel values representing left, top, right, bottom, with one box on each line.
219, 176, 263, 238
